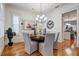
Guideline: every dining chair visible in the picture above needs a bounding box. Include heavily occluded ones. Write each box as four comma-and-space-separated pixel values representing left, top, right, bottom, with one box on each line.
53, 32, 60, 49
39, 33, 55, 56
23, 33, 38, 54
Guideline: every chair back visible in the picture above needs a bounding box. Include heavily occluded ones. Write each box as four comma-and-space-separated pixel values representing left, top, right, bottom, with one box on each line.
23, 33, 31, 53
54, 32, 60, 42
23, 33, 31, 43
44, 33, 55, 55
53, 32, 60, 49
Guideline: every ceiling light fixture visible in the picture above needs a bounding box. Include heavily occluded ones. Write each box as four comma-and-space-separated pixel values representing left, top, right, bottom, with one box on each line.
35, 4, 47, 23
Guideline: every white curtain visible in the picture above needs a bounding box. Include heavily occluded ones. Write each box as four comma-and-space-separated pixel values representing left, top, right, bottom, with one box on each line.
12, 15, 20, 34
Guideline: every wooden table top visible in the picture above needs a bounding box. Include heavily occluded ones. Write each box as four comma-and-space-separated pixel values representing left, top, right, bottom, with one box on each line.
30, 34, 45, 41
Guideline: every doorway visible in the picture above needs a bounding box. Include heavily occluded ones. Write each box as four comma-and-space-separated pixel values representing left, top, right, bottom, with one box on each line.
62, 10, 77, 48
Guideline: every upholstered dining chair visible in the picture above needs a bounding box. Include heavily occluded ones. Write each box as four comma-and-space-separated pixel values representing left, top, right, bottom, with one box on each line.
23, 33, 38, 54
53, 32, 60, 49
39, 33, 55, 56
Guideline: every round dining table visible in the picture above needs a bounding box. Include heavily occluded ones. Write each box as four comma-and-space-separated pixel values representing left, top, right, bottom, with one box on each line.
30, 34, 45, 41
30, 34, 45, 50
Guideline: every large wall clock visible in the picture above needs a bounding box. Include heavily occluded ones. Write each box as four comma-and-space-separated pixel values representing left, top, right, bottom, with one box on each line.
47, 20, 54, 29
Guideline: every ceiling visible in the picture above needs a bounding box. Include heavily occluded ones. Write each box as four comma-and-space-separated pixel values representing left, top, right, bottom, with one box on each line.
5, 3, 63, 14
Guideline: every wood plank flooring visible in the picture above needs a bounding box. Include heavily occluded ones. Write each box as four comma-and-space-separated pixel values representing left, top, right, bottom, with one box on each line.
1, 39, 79, 56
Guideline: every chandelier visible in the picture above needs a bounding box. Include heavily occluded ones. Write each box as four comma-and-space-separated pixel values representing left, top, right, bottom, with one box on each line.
35, 4, 47, 23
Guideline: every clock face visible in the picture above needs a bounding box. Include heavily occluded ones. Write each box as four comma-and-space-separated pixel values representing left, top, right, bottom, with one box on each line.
47, 20, 54, 29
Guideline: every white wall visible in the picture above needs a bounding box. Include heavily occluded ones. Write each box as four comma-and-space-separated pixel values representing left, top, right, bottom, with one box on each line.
5, 5, 37, 30
77, 7, 79, 47
0, 3, 5, 55
46, 3, 79, 42
4, 5, 37, 45
5, 3, 79, 46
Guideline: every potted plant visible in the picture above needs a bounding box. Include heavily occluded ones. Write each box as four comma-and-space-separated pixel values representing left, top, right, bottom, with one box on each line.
6, 28, 16, 46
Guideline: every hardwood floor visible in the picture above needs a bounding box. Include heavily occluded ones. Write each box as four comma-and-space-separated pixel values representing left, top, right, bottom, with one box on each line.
1, 39, 79, 56
1, 42, 42, 56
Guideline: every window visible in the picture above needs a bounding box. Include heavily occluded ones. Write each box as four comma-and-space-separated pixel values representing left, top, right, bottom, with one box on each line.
0, 20, 4, 37
12, 15, 20, 34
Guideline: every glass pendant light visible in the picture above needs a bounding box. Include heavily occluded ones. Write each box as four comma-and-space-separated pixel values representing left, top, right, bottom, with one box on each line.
35, 3, 47, 23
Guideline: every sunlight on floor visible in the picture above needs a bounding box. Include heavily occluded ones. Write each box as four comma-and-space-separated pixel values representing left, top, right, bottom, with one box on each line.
71, 45, 75, 49
15, 53, 20, 56
64, 42, 75, 56
65, 48, 72, 56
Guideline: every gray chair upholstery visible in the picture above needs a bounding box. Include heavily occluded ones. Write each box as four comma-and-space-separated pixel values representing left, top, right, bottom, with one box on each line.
39, 33, 55, 56
23, 33, 38, 54
53, 32, 60, 49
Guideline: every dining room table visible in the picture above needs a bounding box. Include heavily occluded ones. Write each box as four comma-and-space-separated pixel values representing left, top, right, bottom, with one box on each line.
30, 34, 45, 50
